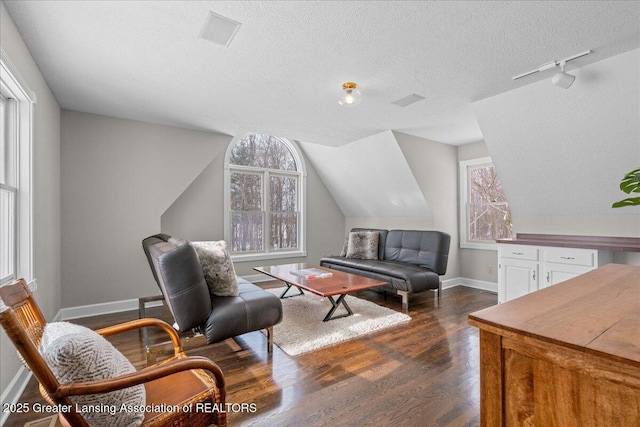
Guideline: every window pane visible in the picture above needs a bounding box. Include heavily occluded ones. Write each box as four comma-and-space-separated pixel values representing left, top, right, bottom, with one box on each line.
270, 212, 298, 250
0, 186, 16, 284
469, 202, 512, 242
230, 172, 262, 211
466, 162, 512, 243
230, 134, 296, 171
230, 211, 263, 252
270, 175, 297, 212
469, 164, 508, 203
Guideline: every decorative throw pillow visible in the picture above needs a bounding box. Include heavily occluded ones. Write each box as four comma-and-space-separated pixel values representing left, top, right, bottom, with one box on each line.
192, 240, 239, 297
39, 322, 145, 427
339, 235, 349, 257
346, 231, 380, 260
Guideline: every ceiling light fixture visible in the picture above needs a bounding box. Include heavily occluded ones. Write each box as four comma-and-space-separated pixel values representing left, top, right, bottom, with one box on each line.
512, 50, 590, 89
338, 82, 361, 107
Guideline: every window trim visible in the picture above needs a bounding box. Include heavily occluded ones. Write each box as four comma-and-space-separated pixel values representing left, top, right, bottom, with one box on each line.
459, 156, 510, 250
1, 48, 35, 286
223, 135, 307, 262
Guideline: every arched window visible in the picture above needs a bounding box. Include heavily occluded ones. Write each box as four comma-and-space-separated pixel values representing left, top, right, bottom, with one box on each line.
224, 134, 306, 260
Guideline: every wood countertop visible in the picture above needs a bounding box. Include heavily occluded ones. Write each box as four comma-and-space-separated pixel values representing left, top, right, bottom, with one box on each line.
468, 263, 640, 366
496, 233, 640, 252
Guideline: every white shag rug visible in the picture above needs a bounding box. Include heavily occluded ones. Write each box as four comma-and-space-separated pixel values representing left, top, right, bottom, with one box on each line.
265, 287, 411, 356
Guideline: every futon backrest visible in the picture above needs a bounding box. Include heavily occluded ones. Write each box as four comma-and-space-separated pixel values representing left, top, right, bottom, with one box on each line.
142, 234, 211, 332
384, 230, 451, 275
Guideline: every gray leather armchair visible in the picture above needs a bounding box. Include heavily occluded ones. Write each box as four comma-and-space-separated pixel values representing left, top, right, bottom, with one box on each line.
142, 234, 282, 353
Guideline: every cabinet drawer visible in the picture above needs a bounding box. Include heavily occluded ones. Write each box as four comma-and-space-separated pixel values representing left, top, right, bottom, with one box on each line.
500, 245, 538, 261
543, 248, 595, 267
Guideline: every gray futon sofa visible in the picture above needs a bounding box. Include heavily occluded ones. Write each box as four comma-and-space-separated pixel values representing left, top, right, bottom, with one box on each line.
142, 233, 282, 352
320, 228, 450, 310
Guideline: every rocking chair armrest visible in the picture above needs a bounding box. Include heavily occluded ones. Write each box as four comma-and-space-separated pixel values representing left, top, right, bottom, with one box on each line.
96, 318, 183, 354
55, 355, 225, 398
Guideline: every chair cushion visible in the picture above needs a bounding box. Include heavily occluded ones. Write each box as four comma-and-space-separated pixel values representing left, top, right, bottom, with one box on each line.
39, 322, 145, 427
202, 278, 283, 343
192, 241, 239, 297
346, 231, 380, 260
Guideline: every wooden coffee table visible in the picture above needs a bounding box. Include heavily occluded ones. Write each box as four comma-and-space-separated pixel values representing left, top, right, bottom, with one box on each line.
254, 263, 387, 321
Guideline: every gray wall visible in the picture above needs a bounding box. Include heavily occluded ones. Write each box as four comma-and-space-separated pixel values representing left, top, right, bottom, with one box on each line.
1, 3, 61, 398
60, 111, 232, 307
161, 140, 346, 277
393, 132, 460, 280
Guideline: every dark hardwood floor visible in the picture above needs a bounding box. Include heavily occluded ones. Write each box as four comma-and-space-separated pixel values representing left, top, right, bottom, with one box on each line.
5, 284, 496, 427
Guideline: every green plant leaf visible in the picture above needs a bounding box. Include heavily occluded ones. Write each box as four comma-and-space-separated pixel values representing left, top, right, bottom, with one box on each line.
620, 168, 640, 194
612, 197, 640, 208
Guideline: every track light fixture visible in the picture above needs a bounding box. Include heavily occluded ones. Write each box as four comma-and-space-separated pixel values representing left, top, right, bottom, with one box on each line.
512, 50, 590, 89
551, 61, 575, 89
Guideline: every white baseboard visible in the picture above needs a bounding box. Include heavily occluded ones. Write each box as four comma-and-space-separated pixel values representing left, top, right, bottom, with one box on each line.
58, 296, 163, 321
457, 277, 497, 293
243, 273, 271, 284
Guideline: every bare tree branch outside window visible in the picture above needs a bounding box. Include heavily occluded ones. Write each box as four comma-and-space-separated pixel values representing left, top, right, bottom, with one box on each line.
467, 164, 512, 242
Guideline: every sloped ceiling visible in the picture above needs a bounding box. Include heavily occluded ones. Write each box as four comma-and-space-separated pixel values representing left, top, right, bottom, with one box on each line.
299, 131, 432, 218
473, 49, 640, 217
3, 1, 640, 146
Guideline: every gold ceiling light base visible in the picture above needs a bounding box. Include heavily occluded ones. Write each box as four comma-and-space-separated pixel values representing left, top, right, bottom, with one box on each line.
338, 81, 362, 107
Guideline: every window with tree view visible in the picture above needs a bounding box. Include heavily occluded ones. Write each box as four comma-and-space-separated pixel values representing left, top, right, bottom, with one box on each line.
460, 158, 512, 248
226, 134, 304, 258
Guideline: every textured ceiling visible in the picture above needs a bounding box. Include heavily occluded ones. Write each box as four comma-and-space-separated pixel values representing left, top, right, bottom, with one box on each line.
3, 1, 639, 146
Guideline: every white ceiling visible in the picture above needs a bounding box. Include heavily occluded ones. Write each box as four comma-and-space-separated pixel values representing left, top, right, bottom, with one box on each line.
3, 1, 639, 146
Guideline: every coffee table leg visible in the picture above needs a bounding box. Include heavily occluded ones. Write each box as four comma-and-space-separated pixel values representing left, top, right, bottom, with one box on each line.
280, 282, 304, 299
323, 294, 353, 322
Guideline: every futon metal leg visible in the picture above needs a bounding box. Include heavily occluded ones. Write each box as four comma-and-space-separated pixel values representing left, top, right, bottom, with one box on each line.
279, 282, 304, 298
397, 290, 409, 312
266, 326, 273, 353
438, 280, 442, 300
323, 294, 353, 322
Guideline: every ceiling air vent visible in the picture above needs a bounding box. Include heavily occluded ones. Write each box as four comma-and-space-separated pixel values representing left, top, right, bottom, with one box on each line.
391, 93, 426, 107
199, 11, 242, 47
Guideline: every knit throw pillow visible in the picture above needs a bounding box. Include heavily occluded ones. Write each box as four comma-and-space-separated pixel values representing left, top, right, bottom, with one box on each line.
192, 240, 239, 297
39, 322, 145, 427
346, 231, 380, 260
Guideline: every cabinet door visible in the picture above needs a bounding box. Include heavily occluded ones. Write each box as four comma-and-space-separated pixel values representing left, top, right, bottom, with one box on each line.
541, 264, 592, 288
500, 259, 539, 303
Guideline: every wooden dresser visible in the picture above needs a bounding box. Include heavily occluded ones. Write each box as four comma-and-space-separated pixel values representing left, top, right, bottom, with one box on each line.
468, 264, 640, 426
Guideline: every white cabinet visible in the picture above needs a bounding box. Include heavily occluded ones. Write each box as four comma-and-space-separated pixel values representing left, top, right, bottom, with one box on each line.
498, 244, 612, 303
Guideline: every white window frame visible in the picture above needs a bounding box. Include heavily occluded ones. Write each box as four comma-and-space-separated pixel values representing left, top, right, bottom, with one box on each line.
459, 156, 511, 250
0, 49, 35, 287
224, 135, 306, 262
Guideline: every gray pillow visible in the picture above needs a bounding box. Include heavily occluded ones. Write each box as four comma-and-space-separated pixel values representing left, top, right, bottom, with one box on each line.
192, 241, 239, 297
346, 231, 380, 260
39, 322, 145, 427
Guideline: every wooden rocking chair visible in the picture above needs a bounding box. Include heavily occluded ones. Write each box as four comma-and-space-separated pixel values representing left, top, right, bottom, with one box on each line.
0, 278, 227, 427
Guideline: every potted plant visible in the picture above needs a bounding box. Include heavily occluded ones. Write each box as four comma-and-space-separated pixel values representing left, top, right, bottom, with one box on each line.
612, 168, 640, 208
